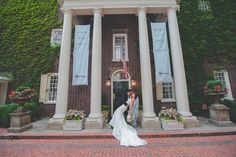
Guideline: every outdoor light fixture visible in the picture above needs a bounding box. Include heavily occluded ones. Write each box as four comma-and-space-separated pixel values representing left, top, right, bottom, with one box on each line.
106, 80, 111, 86
131, 80, 137, 86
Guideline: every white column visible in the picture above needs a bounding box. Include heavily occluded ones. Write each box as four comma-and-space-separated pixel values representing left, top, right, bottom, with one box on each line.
167, 8, 192, 117
53, 9, 73, 119
88, 8, 103, 120
138, 8, 157, 119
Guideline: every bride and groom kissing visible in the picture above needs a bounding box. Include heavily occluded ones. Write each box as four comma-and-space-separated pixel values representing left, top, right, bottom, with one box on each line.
109, 89, 147, 147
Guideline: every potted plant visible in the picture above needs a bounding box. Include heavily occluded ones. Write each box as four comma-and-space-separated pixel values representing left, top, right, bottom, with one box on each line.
8, 85, 35, 104
63, 109, 86, 131
159, 107, 184, 130
204, 80, 227, 103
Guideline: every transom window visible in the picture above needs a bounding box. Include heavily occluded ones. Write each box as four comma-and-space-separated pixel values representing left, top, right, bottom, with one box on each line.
198, 0, 210, 11
214, 70, 233, 100
113, 34, 128, 61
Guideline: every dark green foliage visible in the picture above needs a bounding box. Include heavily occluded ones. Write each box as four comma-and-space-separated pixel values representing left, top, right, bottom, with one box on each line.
23, 102, 41, 121
0, 103, 19, 127
0, 0, 61, 91
221, 99, 236, 122
178, 0, 236, 115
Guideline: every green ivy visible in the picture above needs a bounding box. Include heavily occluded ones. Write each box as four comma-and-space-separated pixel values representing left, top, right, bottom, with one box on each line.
178, 0, 236, 115
0, 0, 61, 91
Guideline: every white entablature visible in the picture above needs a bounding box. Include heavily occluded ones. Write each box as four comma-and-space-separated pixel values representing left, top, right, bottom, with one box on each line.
60, 0, 179, 15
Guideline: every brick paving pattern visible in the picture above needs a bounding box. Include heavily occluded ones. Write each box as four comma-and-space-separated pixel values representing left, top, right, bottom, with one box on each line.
1, 135, 236, 157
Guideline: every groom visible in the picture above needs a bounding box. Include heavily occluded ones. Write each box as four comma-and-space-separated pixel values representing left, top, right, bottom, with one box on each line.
126, 89, 139, 127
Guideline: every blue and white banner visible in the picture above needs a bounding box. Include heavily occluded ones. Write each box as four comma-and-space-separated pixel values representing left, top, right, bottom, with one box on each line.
151, 22, 172, 83
72, 25, 90, 85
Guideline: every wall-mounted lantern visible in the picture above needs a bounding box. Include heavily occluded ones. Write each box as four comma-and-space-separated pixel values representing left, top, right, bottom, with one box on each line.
131, 80, 137, 86
106, 80, 111, 86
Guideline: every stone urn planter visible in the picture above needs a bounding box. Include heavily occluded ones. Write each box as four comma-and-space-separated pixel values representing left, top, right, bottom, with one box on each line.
8, 109, 33, 133
63, 119, 84, 131
209, 103, 234, 126
161, 119, 184, 131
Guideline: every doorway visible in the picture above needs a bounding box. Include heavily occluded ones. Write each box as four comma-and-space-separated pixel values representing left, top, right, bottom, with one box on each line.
111, 70, 130, 116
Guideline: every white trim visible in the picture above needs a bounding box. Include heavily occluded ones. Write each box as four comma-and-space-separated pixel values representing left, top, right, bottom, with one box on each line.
111, 69, 131, 116
161, 99, 176, 103
62, 0, 178, 15
44, 101, 56, 104
112, 33, 129, 62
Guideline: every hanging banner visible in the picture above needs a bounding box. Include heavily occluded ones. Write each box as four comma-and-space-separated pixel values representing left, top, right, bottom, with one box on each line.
151, 22, 172, 83
72, 25, 90, 85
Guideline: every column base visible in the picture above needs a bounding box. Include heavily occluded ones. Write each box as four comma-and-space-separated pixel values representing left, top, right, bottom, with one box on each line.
183, 116, 200, 128
47, 118, 64, 130
85, 117, 105, 129
140, 116, 161, 129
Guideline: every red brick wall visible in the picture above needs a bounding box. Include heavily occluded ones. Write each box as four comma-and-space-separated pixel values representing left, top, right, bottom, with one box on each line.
40, 14, 164, 117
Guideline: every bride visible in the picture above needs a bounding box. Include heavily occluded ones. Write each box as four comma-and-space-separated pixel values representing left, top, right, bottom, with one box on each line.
109, 93, 147, 147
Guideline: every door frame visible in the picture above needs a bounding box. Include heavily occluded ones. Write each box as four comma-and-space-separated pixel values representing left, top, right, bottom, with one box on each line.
111, 69, 131, 116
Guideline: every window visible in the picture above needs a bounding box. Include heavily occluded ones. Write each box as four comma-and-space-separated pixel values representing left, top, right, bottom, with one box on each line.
198, 0, 210, 11
162, 82, 174, 100
47, 74, 58, 101
214, 70, 233, 100
50, 29, 62, 46
156, 78, 175, 102
113, 34, 128, 61
39, 73, 58, 103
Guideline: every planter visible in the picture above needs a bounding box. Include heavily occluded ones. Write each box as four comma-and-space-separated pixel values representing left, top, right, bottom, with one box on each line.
63, 119, 84, 131
206, 93, 225, 104
8, 111, 33, 133
161, 119, 184, 131
209, 104, 234, 126
8, 97, 32, 104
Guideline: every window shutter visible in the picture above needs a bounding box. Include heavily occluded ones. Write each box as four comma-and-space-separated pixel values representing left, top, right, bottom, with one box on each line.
156, 83, 163, 100
39, 74, 48, 102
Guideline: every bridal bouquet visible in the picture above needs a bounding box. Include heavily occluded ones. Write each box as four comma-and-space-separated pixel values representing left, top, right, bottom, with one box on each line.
127, 111, 135, 126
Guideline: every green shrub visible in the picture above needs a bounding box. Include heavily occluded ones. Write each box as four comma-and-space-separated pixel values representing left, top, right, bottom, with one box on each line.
0, 103, 19, 127
23, 102, 41, 121
221, 99, 236, 122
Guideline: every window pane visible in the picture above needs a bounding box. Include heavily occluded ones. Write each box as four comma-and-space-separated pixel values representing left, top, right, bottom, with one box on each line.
48, 75, 58, 101
198, 0, 210, 11
214, 72, 226, 85
113, 34, 127, 60
162, 82, 173, 99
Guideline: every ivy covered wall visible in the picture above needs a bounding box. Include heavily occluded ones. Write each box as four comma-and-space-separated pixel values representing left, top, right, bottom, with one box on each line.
177, 0, 236, 114
0, 0, 61, 90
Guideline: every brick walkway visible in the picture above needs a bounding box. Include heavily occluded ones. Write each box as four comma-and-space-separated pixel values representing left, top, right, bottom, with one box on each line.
1, 135, 236, 157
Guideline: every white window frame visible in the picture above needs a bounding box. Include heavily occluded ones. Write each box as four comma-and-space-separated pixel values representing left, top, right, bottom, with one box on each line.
198, 0, 210, 11
112, 33, 129, 62
161, 78, 176, 102
39, 73, 58, 104
213, 70, 234, 100
156, 77, 176, 102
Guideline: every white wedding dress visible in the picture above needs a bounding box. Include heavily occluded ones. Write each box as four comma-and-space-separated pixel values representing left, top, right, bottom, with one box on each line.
109, 104, 147, 147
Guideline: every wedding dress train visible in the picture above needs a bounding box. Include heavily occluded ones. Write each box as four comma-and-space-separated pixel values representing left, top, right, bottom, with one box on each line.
109, 104, 147, 147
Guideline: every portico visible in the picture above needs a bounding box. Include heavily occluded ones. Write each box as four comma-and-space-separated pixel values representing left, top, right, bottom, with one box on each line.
48, 0, 199, 129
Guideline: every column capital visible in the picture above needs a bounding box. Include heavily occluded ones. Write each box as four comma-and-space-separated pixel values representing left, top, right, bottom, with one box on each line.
62, 9, 73, 15
93, 8, 103, 15
167, 6, 180, 14
137, 7, 147, 14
